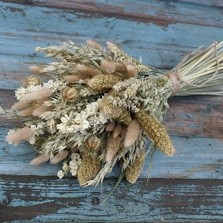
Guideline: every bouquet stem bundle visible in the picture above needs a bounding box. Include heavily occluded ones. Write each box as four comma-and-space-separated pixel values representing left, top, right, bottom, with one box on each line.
4, 40, 223, 186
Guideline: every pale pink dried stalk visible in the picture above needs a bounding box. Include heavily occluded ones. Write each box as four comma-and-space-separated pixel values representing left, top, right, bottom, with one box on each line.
124, 119, 141, 147
105, 122, 116, 132
86, 40, 103, 51
29, 65, 42, 74
114, 62, 127, 72
22, 87, 53, 101
101, 60, 116, 74
50, 151, 69, 164
77, 64, 103, 77
30, 154, 49, 165
105, 135, 122, 162
6, 127, 34, 145
32, 105, 52, 116
11, 101, 31, 111
126, 64, 138, 77
106, 41, 119, 51
17, 107, 35, 117
63, 74, 82, 82
112, 124, 122, 139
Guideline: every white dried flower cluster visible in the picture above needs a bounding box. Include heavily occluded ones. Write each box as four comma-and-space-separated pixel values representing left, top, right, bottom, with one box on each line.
30, 122, 45, 135
28, 122, 46, 144
7, 129, 16, 135
44, 79, 66, 92
69, 153, 81, 176
57, 170, 65, 179
56, 100, 107, 134
15, 79, 66, 101
56, 153, 81, 179
15, 84, 42, 101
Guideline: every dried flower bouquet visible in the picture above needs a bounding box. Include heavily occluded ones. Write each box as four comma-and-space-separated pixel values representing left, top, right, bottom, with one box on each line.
4, 40, 223, 186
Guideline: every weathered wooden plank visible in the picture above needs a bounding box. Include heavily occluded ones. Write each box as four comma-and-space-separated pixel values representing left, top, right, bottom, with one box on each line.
0, 1, 223, 90
1, 88, 223, 178
0, 176, 223, 222
1, 128, 222, 179
2, 0, 223, 27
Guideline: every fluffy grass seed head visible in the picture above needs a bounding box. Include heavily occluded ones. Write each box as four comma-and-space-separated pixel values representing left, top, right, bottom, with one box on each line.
77, 152, 101, 186
135, 109, 175, 156
125, 149, 145, 184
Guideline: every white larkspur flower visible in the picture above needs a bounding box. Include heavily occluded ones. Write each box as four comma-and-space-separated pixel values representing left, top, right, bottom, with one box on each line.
29, 136, 36, 145
80, 120, 90, 129
44, 79, 66, 92
30, 122, 45, 136
57, 170, 65, 179
62, 162, 70, 172
60, 114, 70, 123
56, 123, 67, 134
69, 153, 82, 177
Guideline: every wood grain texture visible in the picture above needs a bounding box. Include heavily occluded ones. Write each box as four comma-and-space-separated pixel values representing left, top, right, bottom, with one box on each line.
0, 1, 223, 89
0, 1, 223, 222
1, 89, 223, 179
0, 176, 223, 223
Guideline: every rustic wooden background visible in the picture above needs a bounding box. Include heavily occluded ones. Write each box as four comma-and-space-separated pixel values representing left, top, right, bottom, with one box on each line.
0, 0, 223, 222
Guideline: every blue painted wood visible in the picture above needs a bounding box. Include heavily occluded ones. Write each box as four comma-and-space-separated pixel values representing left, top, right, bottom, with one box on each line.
0, 1, 223, 221
1, 126, 222, 179
0, 176, 223, 222
0, 1, 223, 89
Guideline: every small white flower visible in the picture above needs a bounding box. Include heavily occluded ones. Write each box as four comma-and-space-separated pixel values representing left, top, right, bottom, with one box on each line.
69, 160, 78, 169
61, 114, 70, 123
81, 120, 90, 129
70, 170, 77, 176
62, 162, 70, 172
57, 170, 64, 179
29, 136, 36, 145
44, 79, 66, 92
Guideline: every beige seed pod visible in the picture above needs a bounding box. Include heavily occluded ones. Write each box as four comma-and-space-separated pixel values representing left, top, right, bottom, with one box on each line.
77, 153, 101, 186
50, 151, 69, 164
85, 135, 101, 151
105, 135, 122, 163
62, 87, 78, 102
22, 75, 42, 87
125, 149, 145, 184
124, 119, 141, 147
88, 74, 122, 92
135, 109, 175, 156
30, 154, 49, 165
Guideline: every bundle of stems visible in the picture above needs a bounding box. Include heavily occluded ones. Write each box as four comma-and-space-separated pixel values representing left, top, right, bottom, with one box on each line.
175, 41, 223, 95
4, 40, 223, 186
